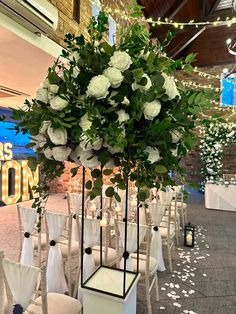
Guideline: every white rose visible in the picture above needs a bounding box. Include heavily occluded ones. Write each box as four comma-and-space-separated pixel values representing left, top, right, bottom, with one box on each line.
87, 75, 110, 99
122, 96, 130, 105
49, 84, 59, 94
108, 91, 118, 107
48, 126, 67, 145
143, 100, 161, 120
48, 92, 55, 101
75, 146, 100, 168
103, 67, 124, 88
50, 96, 68, 111
117, 110, 129, 123
42, 78, 50, 88
71, 67, 80, 78
162, 73, 180, 100
171, 147, 178, 157
52, 146, 71, 162
107, 145, 124, 154
171, 130, 182, 143
144, 146, 161, 163
39, 121, 51, 134
31, 134, 47, 150
79, 113, 92, 131
36, 88, 48, 103
70, 51, 80, 62
44, 147, 53, 160
80, 136, 102, 151
132, 74, 152, 92
109, 51, 132, 72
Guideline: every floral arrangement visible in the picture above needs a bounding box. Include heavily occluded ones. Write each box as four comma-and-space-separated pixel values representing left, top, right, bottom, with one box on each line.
200, 122, 236, 184
10, 8, 216, 202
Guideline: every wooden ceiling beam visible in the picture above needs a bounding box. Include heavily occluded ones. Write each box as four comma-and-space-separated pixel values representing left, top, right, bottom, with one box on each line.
169, 26, 206, 58
164, 0, 189, 19
204, 0, 222, 18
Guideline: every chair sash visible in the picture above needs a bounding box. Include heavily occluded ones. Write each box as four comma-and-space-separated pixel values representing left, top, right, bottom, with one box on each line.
46, 212, 68, 294
119, 222, 147, 271
78, 217, 100, 300
3, 259, 40, 311
19, 207, 37, 266
149, 203, 166, 271
68, 193, 83, 241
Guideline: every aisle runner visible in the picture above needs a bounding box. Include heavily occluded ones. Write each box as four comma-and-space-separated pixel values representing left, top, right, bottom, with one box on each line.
159, 225, 210, 314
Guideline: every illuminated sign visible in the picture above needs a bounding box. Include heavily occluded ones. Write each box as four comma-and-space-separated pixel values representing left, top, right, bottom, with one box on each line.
0, 143, 39, 206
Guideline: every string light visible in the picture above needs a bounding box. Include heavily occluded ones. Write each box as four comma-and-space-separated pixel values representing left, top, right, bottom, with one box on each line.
100, 3, 236, 29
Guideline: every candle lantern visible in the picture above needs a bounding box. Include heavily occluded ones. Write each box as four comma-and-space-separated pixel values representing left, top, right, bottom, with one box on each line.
184, 222, 195, 247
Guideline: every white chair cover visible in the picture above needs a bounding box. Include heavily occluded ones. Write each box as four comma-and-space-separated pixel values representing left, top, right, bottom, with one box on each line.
117, 188, 127, 218
19, 207, 37, 266
46, 212, 68, 294
68, 193, 82, 241
2, 259, 40, 310
149, 203, 166, 271
78, 217, 100, 300
119, 222, 147, 271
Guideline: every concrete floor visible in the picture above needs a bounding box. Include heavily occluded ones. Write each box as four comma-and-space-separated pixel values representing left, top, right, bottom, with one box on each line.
137, 190, 236, 314
1, 190, 236, 313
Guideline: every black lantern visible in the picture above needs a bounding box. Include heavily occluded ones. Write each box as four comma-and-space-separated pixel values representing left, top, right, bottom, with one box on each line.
184, 222, 195, 247
80, 166, 141, 310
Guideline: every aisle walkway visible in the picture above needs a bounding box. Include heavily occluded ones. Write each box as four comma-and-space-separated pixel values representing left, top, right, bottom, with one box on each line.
1, 190, 236, 313
139, 190, 236, 314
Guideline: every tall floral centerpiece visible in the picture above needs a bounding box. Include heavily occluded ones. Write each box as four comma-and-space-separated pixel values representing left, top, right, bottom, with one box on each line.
11, 9, 216, 203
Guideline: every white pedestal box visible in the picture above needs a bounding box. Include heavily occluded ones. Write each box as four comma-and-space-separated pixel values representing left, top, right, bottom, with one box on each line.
80, 266, 140, 314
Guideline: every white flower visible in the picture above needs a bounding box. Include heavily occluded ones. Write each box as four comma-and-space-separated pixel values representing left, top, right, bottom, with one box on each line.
87, 75, 110, 99
79, 113, 92, 131
103, 67, 124, 88
109, 51, 132, 72
49, 84, 59, 94
117, 110, 129, 123
162, 73, 180, 100
47, 126, 67, 145
36, 88, 48, 103
107, 145, 124, 154
48, 92, 55, 101
122, 97, 130, 105
52, 146, 71, 162
31, 134, 47, 150
42, 78, 50, 89
75, 146, 100, 168
69, 151, 81, 166
132, 74, 152, 92
44, 147, 53, 160
171, 129, 182, 143
143, 100, 161, 120
71, 67, 80, 78
171, 147, 178, 157
70, 51, 80, 62
140, 49, 150, 61
80, 136, 102, 151
144, 146, 161, 163
39, 121, 51, 134
108, 91, 118, 106
50, 96, 68, 111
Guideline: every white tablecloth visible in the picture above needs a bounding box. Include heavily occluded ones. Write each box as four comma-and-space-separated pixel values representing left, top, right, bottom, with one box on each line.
205, 183, 236, 211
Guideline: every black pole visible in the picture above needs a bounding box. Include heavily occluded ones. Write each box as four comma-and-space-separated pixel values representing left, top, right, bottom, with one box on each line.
123, 175, 129, 297
80, 167, 85, 287
100, 166, 103, 266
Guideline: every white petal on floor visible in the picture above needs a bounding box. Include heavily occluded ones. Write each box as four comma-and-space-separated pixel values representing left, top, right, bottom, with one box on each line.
175, 284, 180, 288
170, 283, 174, 288
184, 294, 189, 297
171, 291, 176, 294
165, 283, 169, 286
160, 306, 165, 310
173, 302, 181, 307
161, 287, 166, 291
203, 273, 207, 277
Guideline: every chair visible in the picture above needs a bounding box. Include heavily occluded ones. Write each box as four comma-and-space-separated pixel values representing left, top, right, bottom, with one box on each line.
170, 186, 187, 228
115, 221, 159, 314
159, 203, 176, 272
17, 205, 47, 267
0, 251, 81, 314
45, 212, 79, 296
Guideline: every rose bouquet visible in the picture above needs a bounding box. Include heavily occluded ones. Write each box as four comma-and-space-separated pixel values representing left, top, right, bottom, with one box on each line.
11, 9, 216, 201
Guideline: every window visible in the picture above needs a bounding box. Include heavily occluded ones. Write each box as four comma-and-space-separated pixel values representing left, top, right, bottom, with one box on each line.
221, 73, 236, 106
73, 0, 80, 24
92, 0, 116, 45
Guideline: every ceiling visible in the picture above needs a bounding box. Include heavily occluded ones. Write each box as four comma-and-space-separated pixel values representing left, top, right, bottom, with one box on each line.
0, 25, 55, 109
139, 0, 236, 67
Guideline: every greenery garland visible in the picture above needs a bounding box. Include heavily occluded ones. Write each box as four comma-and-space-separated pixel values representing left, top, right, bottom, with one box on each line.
8, 7, 217, 206
200, 122, 236, 184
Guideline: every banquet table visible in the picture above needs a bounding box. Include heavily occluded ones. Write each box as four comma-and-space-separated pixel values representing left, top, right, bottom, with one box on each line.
205, 183, 236, 211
